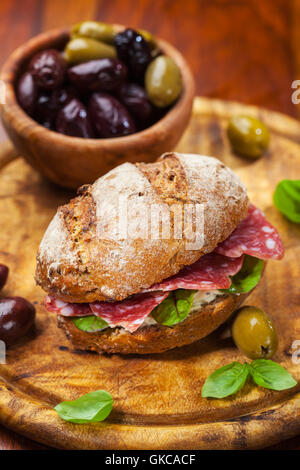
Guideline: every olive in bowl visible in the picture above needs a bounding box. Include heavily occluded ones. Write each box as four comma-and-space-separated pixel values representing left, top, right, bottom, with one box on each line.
0, 24, 195, 189
15, 24, 182, 140
0, 264, 9, 291
29, 49, 67, 90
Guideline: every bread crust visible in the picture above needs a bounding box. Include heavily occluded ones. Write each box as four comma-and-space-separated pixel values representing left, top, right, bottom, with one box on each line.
36, 153, 249, 303
57, 292, 248, 355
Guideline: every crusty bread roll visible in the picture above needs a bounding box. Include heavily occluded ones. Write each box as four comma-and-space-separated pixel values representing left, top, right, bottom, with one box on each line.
57, 292, 248, 354
36, 152, 248, 303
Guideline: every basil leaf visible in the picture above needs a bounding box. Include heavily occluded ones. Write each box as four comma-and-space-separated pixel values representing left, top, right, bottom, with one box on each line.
273, 179, 300, 223
202, 362, 249, 398
73, 315, 108, 332
151, 289, 196, 326
55, 390, 113, 423
221, 255, 264, 294
249, 359, 297, 391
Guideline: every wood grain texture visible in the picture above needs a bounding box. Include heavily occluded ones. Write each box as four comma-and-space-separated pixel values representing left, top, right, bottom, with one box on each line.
0, 97, 300, 449
0, 426, 49, 450
0, 0, 299, 116
28, 0, 300, 116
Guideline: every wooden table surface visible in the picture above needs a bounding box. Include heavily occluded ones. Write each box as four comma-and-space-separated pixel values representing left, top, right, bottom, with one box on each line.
0, 0, 299, 450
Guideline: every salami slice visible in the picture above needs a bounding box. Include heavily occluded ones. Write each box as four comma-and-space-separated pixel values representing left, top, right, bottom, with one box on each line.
44, 296, 92, 316
147, 253, 244, 292
44, 204, 284, 333
215, 204, 284, 260
45, 254, 244, 330
90, 291, 169, 332
44, 292, 169, 333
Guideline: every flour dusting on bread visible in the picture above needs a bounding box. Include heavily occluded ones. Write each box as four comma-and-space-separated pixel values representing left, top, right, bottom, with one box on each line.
90, 161, 181, 297
36, 153, 249, 303
38, 212, 77, 276
91, 162, 159, 240
174, 154, 246, 202
163, 153, 248, 252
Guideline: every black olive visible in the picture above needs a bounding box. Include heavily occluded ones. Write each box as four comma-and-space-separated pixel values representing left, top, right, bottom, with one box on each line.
114, 28, 152, 82
0, 264, 9, 291
68, 58, 127, 92
56, 98, 94, 138
117, 82, 156, 129
89, 92, 136, 138
34, 87, 76, 129
29, 49, 67, 90
0, 297, 35, 346
17, 72, 37, 116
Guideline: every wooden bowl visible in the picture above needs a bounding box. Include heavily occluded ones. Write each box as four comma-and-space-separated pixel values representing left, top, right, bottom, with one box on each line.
0, 27, 195, 189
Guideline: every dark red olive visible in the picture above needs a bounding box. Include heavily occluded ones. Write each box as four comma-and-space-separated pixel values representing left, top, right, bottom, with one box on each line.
89, 92, 136, 138
0, 297, 35, 346
34, 87, 76, 128
56, 98, 94, 138
68, 58, 127, 92
29, 49, 67, 90
114, 28, 152, 81
17, 72, 37, 116
0, 265, 9, 291
117, 82, 155, 129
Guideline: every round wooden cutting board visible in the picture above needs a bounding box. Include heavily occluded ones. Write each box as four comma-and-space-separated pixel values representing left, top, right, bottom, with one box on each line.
0, 97, 300, 450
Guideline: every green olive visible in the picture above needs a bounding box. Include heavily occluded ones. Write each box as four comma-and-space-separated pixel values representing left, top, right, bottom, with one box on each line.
71, 21, 116, 44
138, 28, 158, 47
138, 28, 154, 43
64, 37, 116, 65
138, 29, 160, 59
227, 115, 270, 158
145, 55, 182, 108
232, 306, 278, 359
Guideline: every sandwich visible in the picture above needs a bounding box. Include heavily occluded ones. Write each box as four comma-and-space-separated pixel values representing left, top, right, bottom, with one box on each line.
36, 153, 283, 354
